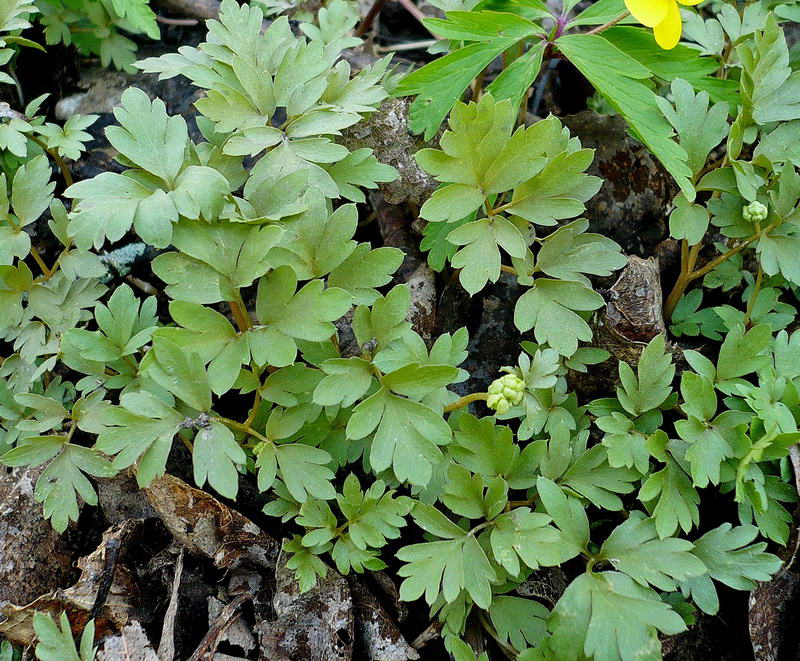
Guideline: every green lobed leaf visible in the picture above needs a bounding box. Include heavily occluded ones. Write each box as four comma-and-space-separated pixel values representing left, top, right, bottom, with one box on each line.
397, 523, 496, 608
395, 16, 539, 139
251, 266, 352, 367
11, 154, 55, 227
490, 507, 569, 575
96, 391, 183, 487
639, 449, 701, 539
347, 388, 452, 486
716, 323, 771, 383
549, 571, 686, 661
556, 33, 694, 200
193, 421, 246, 500
738, 15, 800, 125
33, 612, 93, 661
536, 476, 589, 555
599, 512, 707, 590
681, 523, 781, 614
616, 334, 675, 416
489, 596, 549, 652
561, 444, 639, 510
514, 278, 604, 356
147, 336, 212, 411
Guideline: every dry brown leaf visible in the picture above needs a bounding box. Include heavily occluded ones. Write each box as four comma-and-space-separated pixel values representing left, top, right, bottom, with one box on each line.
0, 520, 140, 646
144, 474, 278, 570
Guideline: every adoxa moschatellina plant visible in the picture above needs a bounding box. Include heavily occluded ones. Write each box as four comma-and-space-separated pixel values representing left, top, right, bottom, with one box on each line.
2, 0, 800, 660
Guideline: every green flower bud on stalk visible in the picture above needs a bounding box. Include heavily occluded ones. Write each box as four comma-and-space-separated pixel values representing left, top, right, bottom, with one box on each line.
486, 373, 525, 414
742, 200, 768, 223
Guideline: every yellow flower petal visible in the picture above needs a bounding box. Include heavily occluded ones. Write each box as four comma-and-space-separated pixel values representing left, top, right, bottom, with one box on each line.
678, 0, 703, 5
653, 1, 682, 49
625, 0, 669, 28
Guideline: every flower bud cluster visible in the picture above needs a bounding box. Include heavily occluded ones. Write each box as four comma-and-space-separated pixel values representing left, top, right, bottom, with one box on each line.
743, 200, 768, 223
487, 374, 525, 414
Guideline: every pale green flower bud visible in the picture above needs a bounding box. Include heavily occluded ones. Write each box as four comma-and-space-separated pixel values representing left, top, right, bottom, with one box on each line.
499, 374, 525, 391
487, 374, 525, 413
743, 200, 768, 223
487, 394, 511, 415
252, 441, 267, 456
488, 380, 505, 395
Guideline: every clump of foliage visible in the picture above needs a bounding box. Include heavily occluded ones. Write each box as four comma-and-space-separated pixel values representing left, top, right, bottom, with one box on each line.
36, 0, 160, 71
2, 0, 800, 659
0, 0, 99, 174
0, 0, 163, 72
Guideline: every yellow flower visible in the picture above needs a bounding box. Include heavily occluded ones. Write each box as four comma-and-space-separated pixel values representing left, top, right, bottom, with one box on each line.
625, 0, 702, 50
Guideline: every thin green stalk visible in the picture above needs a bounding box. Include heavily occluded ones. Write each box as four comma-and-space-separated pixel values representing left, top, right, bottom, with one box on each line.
743, 263, 764, 327
477, 610, 518, 660
664, 228, 769, 320
5, 214, 52, 277
211, 416, 270, 445
244, 378, 262, 429
120, 354, 138, 375
663, 239, 697, 320
443, 392, 489, 413
228, 293, 252, 332
28, 134, 73, 187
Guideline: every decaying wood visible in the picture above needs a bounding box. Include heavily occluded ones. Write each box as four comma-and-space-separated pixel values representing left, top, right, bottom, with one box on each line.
206, 595, 256, 654
348, 576, 419, 660
562, 111, 677, 256
98, 471, 158, 525
598, 255, 666, 364
156, 549, 184, 661
0, 466, 75, 611
748, 453, 800, 660
152, 0, 220, 20
567, 256, 675, 399
188, 594, 248, 661
515, 567, 568, 608
371, 192, 437, 344
410, 621, 442, 650
97, 621, 161, 661
749, 565, 800, 661
257, 546, 354, 661
342, 98, 437, 206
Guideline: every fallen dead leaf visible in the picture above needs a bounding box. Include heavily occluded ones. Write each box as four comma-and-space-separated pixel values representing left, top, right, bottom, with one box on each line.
0, 519, 140, 646
144, 474, 279, 570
